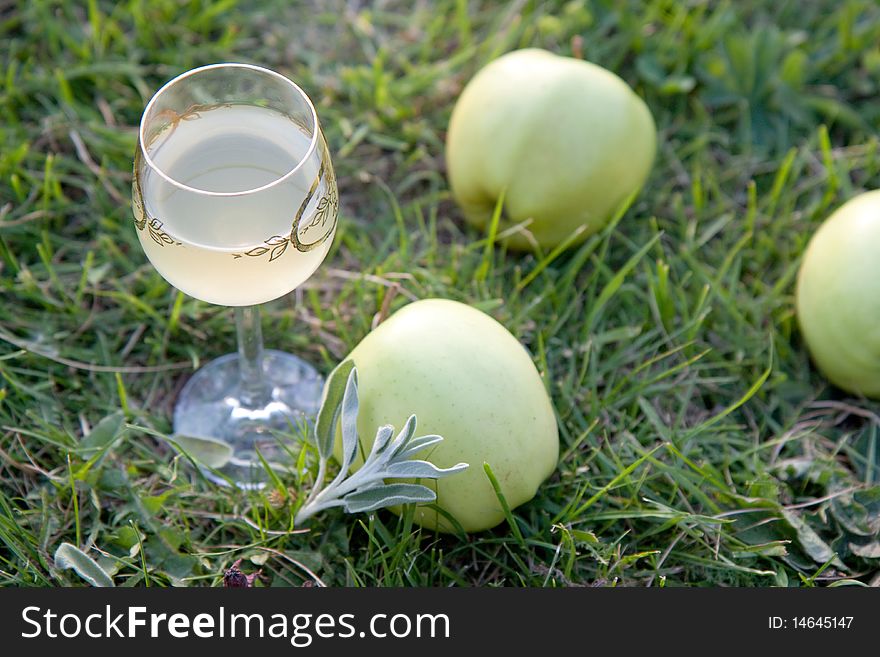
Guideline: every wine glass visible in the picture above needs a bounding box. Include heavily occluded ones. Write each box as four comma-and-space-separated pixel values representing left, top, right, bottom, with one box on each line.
132, 63, 338, 488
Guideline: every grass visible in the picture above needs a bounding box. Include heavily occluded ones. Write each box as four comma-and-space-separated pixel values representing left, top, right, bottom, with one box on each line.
1, 0, 880, 587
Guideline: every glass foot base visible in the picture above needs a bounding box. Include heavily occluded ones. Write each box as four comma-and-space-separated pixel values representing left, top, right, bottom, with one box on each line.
173, 350, 323, 490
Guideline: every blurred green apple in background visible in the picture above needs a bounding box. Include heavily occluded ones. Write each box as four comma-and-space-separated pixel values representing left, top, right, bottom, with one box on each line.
445, 48, 656, 251
334, 299, 559, 533
796, 190, 880, 398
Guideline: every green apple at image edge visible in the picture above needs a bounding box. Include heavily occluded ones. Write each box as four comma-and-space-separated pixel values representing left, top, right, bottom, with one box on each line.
446, 48, 656, 251
331, 299, 559, 533
796, 189, 880, 399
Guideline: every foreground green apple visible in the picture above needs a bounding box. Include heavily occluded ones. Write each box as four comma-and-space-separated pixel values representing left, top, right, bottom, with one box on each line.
333, 299, 559, 532
446, 48, 656, 251
796, 190, 880, 398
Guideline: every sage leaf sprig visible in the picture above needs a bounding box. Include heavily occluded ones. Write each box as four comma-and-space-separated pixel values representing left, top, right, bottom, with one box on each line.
294, 360, 468, 525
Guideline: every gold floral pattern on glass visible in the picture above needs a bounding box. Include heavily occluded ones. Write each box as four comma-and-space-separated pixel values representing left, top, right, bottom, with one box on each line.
132, 131, 337, 261
132, 154, 181, 247
232, 144, 338, 260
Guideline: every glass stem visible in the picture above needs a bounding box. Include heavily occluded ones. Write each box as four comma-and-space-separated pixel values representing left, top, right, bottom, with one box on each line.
235, 306, 269, 408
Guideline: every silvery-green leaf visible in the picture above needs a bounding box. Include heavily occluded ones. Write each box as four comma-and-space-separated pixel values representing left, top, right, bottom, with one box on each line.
314, 359, 354, 459
338, 368, 360, 473
80, 411, 125, 452
396, 434, 444, 460
343, 483, 436, 514
387, 414, 418, 459
54, 543, 114, 587
168, 434, 233, 469
383, 459, 469, 479
294, 364, 471, 526
367, 424, 395, 461
781, 509, 845, 568
850, 541, 880, 558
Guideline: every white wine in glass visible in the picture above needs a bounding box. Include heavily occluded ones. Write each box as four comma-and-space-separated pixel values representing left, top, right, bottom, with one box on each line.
133, 64, 338, 488
136, 104, 336, 306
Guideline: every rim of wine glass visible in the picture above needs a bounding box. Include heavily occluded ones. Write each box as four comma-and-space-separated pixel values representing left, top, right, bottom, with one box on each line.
138, 62, 321, 197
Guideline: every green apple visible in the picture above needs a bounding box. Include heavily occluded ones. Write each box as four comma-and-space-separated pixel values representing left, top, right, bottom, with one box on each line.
446, 48, 656, 251
333, 299, 559, 533
796, 190, 880, 398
